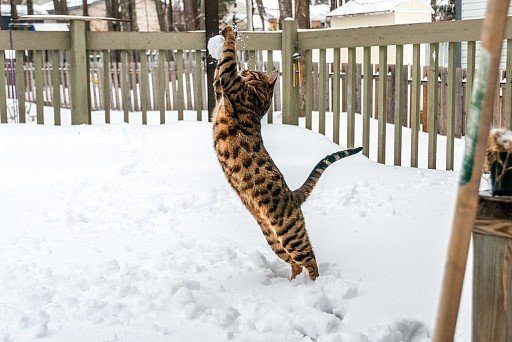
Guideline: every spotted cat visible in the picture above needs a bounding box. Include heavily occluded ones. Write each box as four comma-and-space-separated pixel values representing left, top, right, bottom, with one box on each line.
212, 25, 362, 280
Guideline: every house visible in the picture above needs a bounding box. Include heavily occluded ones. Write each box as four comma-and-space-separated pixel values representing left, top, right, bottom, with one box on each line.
461, 0, 512, 69
327, 0, 432, 28
326, 0, 433, 65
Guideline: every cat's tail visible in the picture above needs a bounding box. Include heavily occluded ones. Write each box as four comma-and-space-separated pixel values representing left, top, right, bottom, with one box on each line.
293, 147, 363, 204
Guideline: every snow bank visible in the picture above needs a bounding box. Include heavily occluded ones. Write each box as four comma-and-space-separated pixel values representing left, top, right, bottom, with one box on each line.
0, 119, 471, 341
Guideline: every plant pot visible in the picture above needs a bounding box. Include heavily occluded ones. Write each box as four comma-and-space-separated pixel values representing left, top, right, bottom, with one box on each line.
490, 152, 512, 196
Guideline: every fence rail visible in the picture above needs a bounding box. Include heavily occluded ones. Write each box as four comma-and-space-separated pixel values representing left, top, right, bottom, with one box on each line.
2, 18, 512, 171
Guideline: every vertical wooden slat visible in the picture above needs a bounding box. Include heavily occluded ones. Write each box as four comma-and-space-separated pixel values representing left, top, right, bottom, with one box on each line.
466, 41, 476, 132
446, 42, 457, 171
121, 51, 130, 123
194, 50, 203, 121
52, 51, 61, 125
505, 39, 512, 129
158, 50, 166, 124
267, 50, 275, 124
15, 50, 26, 123
177, 50, 184, 121
332, 48, 341, 144
428, 43, 439, 169
0, 51, 7, 123
410, 44, 421, 167
140, 50, 148, 124
248, 50, 256, 70
282, 19, 298, 125
394, 45, 404, 166
34, 50, 44, 124
102, 50, 110, 124
319, 48, 326, 135
347, 47, 356, 148
377, 46, 387, 164
130, 58, 139, 111
304, 49, 312, 129
362, 46, 372, 157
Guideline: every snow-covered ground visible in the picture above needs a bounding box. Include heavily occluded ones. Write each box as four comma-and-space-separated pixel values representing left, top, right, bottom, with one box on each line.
0, 109, 473, 341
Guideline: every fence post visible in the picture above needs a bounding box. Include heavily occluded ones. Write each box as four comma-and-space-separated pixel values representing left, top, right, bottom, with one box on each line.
70, 19, 90, 125
472, 192, 512, 341
282, 18, 298, 125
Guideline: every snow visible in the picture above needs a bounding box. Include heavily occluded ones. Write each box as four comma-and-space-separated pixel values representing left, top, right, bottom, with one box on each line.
0, 108, 473, 341
208, 35, 225, 60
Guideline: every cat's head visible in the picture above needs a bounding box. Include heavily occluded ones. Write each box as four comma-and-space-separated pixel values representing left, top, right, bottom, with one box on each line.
240, 69, 279, 117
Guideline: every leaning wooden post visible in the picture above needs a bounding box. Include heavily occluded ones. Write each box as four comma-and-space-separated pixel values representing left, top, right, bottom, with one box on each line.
70, 19, 90, 125
433, 0, 511, 340
472, 192, 512, 341
282, 18, 298, 125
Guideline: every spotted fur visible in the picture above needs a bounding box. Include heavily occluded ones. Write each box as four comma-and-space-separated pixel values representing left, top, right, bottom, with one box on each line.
212, 25, 362, 280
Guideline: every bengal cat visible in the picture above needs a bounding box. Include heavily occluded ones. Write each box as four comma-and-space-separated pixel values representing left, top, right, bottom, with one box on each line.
212, 25, 363, 280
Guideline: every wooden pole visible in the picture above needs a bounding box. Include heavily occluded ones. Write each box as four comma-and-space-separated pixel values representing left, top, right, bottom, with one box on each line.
433, 0, 511, 340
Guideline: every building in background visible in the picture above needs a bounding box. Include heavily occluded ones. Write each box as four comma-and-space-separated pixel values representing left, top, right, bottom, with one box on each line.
327, 0, 433, 65
461, 0, 512, 69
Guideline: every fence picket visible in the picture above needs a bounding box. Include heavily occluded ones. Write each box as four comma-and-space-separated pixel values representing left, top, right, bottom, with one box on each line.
319, 48, 326, 135
195, 50, 203, 121
394, 45, 404, 166
176, 50, 184, 120
377, 46, 387, 164
140, 50, 148, 124
362, 47, 371, 157
304, 50, 312, 129
267, 50, 275, 124
428, 43, 439, 169
347, 47, 356, 148
446, 42, 457, 170
333, 48, 341, 144
158, 50, 166, 124
15, 51, 26, 123
121, 51, 130, 123
34, 50, 44, 124
411, 44, 421, 167
0, 52, 6, 123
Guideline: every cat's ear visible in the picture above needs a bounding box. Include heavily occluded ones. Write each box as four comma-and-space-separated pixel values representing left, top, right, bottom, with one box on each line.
268, 70, 279, 86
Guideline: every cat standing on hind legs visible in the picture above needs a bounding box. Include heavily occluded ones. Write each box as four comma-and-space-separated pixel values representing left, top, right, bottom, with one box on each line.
212, 25, 363, 280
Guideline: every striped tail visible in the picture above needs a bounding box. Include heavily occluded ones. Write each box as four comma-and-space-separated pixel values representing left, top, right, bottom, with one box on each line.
293, 147, 363, 204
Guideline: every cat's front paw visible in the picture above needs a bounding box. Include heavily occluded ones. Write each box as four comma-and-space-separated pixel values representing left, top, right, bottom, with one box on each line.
221, 25, 237, 39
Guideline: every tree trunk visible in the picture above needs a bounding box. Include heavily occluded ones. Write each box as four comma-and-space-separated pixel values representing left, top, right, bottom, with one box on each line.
255, 0, 265, 30
10, 0, 18, 19
278, 0, 292, 29
183, 0, 198, 31
167, 0, 174, 31
27, 0, 34, 15
330, 0, 337, 12
295, 0, 310, 29
155, 0, 169, 32
53, 0, 69, 15
295, 0, 309, 118
128, 0, 138, 31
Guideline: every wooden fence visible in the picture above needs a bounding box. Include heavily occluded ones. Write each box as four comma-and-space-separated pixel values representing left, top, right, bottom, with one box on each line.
2, 18, 512, 171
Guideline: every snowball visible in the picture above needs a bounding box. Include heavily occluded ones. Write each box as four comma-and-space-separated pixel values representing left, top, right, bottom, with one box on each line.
208, 35, 225, 60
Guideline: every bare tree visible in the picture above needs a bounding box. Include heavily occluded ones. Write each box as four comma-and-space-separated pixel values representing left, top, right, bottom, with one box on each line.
9, 0, 19, 19
155, 0, 169, 32
183, 0, 199, 30
53, 0, 68, 15
295, 0, 309, 29
27, 0, 34, 15
278, 0, 292, 29
295, 0, 310, 118
255, 0, 266, 30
